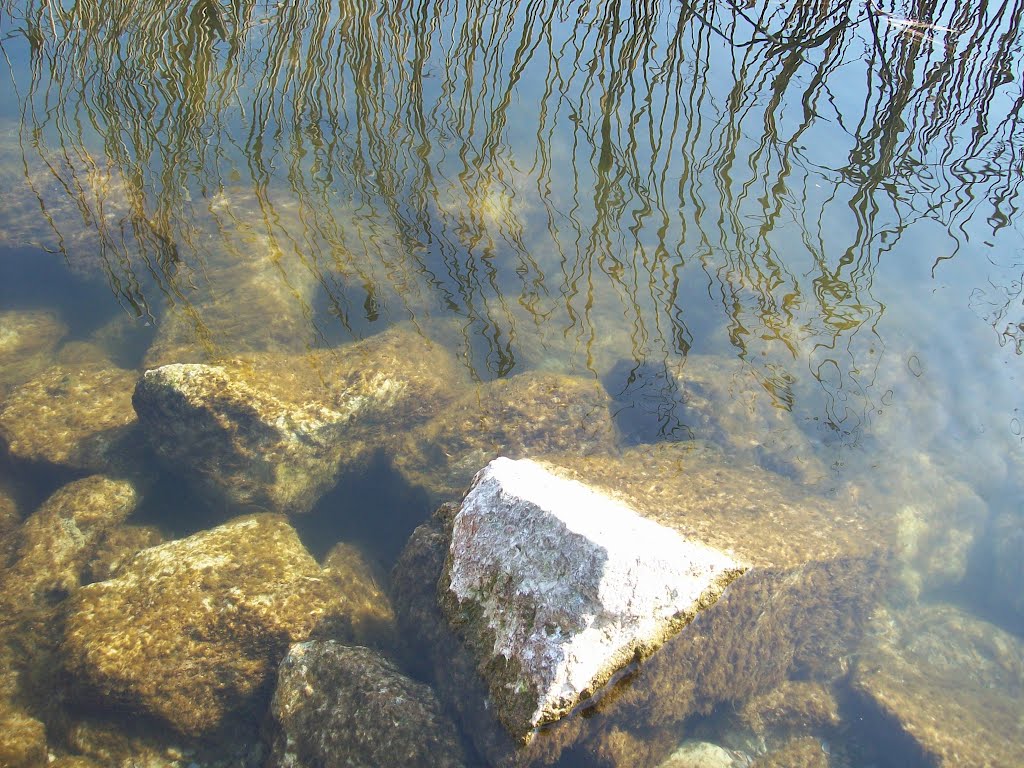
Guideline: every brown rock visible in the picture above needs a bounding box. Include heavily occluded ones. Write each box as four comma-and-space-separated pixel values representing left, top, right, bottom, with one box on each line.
0, 310, 66, 397
739, 681, 840, 735
0, 705, 47, 768
750, 736, 828, 768
321, 542, 396, 648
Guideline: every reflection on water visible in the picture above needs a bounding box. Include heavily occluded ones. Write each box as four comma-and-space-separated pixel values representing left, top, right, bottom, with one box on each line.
0, 0, 1023, 764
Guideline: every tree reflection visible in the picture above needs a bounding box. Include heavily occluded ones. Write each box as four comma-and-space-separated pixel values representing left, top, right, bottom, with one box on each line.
0, 0, 1021, 439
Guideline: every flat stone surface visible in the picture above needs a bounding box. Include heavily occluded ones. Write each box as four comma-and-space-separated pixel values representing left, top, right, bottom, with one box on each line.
0, 310, 66, 397
62, 514, 365, 736
393, 442, 889, 767
850, 603, 1024, 768
394, 371, 618, 504
134, 324, 468, 515
267, 641, 464, 768
441, 458, 745, 739
0, 364, 139, 472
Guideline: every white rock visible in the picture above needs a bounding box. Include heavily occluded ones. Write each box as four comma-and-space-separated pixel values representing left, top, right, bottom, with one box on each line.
442, 457, 746, 739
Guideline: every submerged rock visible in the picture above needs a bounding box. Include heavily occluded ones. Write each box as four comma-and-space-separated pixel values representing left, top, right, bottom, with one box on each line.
440, 458, 745, 740
738, 681, 840, 735
0, 363, 140, 473
850, 603, 1024, 767
988, 511, 1024, 627
267, 641, 464, 768
750, 736, 828, 768
393, 442, 888, 766
133, 324, 468, 515
0, 310, 67, 397
61, 514, 365, 736
394, 371, 618, 504
0, 704, 47, 768
0, 476, 139, 616
656, 741, 735, 768
320, 542, 396, 648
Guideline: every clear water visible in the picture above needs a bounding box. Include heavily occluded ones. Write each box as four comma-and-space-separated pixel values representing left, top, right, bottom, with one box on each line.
0, 0, 1022, 765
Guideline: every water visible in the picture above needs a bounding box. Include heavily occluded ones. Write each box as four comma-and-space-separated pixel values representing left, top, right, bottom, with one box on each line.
0, 0, 1022, 765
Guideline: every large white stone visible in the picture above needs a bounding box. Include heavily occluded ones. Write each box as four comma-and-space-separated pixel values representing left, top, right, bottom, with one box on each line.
441, 457, 746, 739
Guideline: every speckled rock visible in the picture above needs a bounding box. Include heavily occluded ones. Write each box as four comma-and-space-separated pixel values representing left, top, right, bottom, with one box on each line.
321, 542, 396, 648
0, 310, 67, 396
134, 324, 468, 515
850, 603, 1024, 767
81, 524, 166, 583
989, 511, 1024, 626
0, 485, 18, 554
0, 476, 139, 616
0, 364, 140, 473
656, 740, 735, 768
0, 705, 47, 768
750, 736, 828, 768
394, 371, 618, 504
440, 458, 745, 740
393, 441, 888, 766
738, 681, 840, 735
267, 641, 464, 768
62, 514, 362, 736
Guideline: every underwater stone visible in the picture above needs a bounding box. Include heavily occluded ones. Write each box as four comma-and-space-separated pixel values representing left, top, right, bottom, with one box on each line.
61, 514, 358, 736
0, 476, 139, 616
656, 741, 735, 768
394, 371, 619, 504
320, 541, 396, 648
0, 363, 140, 473
0, 310, 67, 397
738, 680, 840, 735
989, 511, 1024, 626
393, 441, 888, 767
750, 736, 828, 768
441, 457, 745, 740
0, 704, 47, 768
267, 641, 464, 768
134, 324, 468, 515
850, 603, 1024, 767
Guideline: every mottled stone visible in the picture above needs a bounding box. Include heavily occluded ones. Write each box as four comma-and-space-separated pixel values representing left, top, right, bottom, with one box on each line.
441, 458, 744, 740
851, 603, 1024, 767
0, 485, 18, 554
0, 705, 47, 768
134, 324, 468, 515
750, 736, 828, 768
267, 641, 464, 768
321, 542, 395, 648
82, 524, 166, 583
738, 681, 840, 735
0, 310, 67, 396
62, 514, 358, 736
656, 740, 735, 768
0, 476, 139, 616
0, 364, 139, 473
989, 511, 1024, 626
393, 442, 888, 766
394, 371, 618, 504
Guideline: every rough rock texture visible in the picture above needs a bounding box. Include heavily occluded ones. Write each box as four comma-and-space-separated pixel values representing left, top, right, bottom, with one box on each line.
749, 736, 828, 768
0, 310, 67, 397
0, 476, 139, 616
62, 514, 361, 736
656, 741, 735, 768
392, 441, 888, 767
394, 371, 618, 504
989, 511, 1024, 627
738, 681, 840, 735
0, 486, 18, 558
850, 603, 1024, 767
133, 324, 468, 515
81, 524, 166, 583
0, 364, 140, 473
441, 458, 745, 740
0, 705, 47, 768
320, 542, 396, 648
267, 641, 464, 768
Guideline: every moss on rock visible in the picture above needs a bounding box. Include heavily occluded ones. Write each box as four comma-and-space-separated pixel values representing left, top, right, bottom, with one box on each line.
0, 310, 67, 398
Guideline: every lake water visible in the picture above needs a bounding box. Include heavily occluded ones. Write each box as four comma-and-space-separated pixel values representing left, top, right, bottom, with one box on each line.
0, 0, 1022, 766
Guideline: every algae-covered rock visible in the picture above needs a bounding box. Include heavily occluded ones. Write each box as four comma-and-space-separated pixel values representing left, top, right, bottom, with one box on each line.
0, 485, 18, 548
0, 310, 67, 396
267, 641, 465, 768
655, 740, 735, 768
134, 324, 468, 515
321, 542, 396, 648
0, 476, 139, 616
81, 524, 166, 583
0, 364, 139, 473
0, 704, 47, 768
850, 603, 1024, 767
738, 681, 840, 735
749, 736, 828, 768
392, 442, 888, 766
989, 511, 1024, 626
394, 371, 618, 504
62, 514, 360, 736
440, 458, 744, 740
